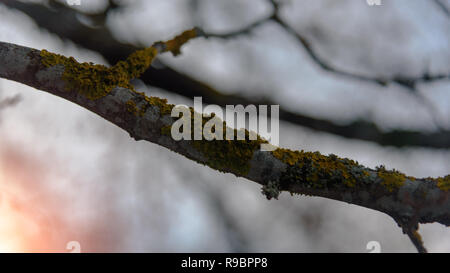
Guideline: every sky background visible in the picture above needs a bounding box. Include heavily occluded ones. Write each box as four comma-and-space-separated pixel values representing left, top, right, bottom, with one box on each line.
0, 0, 449, 252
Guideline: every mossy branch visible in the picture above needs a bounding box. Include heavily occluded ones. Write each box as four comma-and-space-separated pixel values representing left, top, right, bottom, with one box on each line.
0, 30, 449, 253
3, 0, 450, 149
39, 28, 199, 100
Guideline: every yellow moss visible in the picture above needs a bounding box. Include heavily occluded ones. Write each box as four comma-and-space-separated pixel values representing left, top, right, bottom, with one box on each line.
411, 229, 424, 245
377, 167, 406, 192
162, 28, 199, 56
192, 114, 267, 176
272, 148, 305, 166
144, 102, 267, 176
143, 96, 174, 116
407, 176, 416, 181
115, 47, 158, 79
40, 28, 197, 100
193, 138, 266, 176
40, 49, 136, 99
126, 99, 148, 117
436, 175, 450, 191
272, 148, 361, 188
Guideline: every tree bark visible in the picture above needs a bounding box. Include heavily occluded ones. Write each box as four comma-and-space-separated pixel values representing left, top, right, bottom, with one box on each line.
2, 0, 450, 149
0, 40, 448, 253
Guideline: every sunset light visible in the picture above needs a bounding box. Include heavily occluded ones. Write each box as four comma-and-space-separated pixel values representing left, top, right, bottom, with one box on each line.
0, 186, 24, 252
0, 171, 51, 253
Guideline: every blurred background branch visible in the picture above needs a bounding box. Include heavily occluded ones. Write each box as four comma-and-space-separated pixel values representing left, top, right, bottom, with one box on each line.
0, 83, 21, 115
434, 0, 450, 17
2, 0, 449, 148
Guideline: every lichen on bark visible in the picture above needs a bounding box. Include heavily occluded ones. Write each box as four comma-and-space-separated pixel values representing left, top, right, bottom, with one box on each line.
39, 28, 199, 100
271, 148, 368, 190
376, 165, 406, 192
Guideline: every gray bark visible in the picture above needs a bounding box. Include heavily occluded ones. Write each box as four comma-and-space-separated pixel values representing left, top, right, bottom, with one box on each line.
1, 41, 448, 252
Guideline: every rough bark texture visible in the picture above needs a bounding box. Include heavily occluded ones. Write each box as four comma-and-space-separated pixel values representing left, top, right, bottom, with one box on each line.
2, 0, 450, 149
0, 40, 449, 253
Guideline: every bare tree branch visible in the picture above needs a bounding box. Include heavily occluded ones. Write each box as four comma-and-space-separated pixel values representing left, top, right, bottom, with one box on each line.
0, 81, 21, 114
268, 11, 447, 130
2, 0, 449, 149
405, 227, 427, 253
434, 0, 450, 18
0, 94, 21, 111
266, 1, 450, 91
270, 13, 450, 90
199, 0, 449, 131
201, 0, 450, 91
202, 13, 274, 39
0, 38, 448, 252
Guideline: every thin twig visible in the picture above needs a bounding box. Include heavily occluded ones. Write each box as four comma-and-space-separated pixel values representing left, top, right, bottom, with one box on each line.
405, 228, 428, 253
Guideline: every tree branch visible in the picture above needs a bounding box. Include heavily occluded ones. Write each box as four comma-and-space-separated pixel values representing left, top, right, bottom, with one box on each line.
0, 37, 449, 252
2, 0, 449, 149
266, 1, 450, 91
405, 227, 427, 253
199, 0, 450, 91
0, 94, 21, 111
202, 13, 274, 39
434, 0, 450, 18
